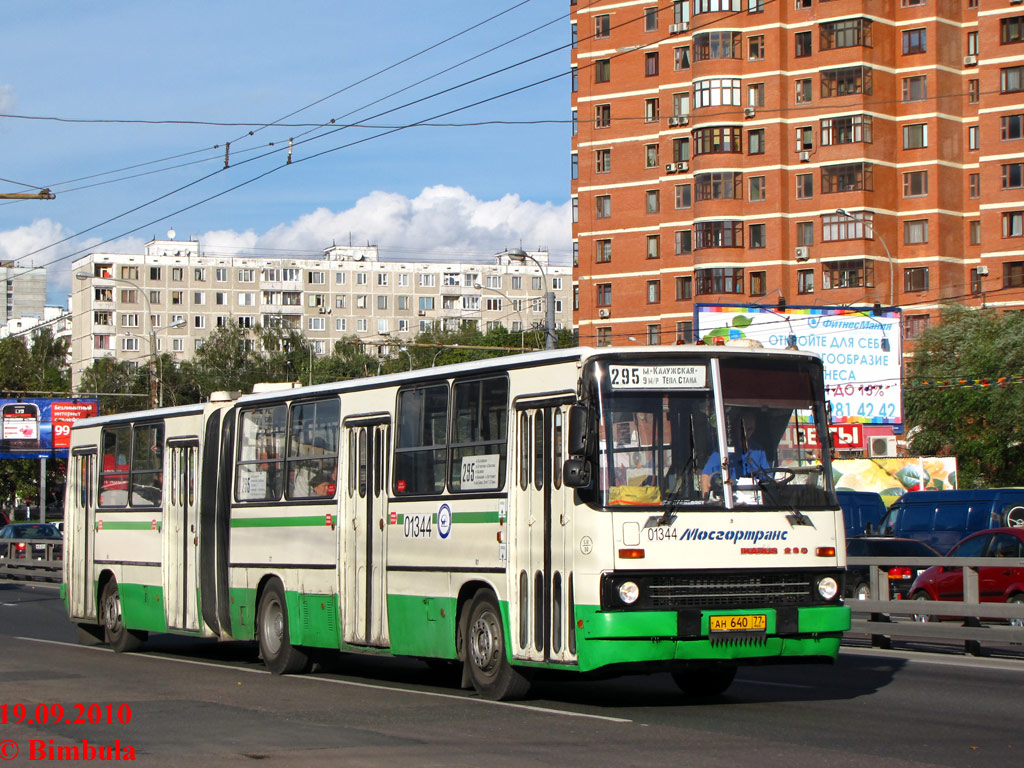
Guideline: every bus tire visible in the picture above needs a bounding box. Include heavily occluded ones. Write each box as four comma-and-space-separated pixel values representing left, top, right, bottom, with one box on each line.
671, 665, 736, 698
257, 580, 310, 675
464, 591, 531, 701
100, 578, 145, 653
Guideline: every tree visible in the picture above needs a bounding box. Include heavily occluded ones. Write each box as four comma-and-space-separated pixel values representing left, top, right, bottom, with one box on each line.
78, 357, 149, 415
905, 304, 1024, 488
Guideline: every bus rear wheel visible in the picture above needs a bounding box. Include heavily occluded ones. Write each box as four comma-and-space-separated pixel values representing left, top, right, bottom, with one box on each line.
464, 592, 531, 701
100, 578, 145, 653
257, 580, 310, 675
672, 665, 737, 698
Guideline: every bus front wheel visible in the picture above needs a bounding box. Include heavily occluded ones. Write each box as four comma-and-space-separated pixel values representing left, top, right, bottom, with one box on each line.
672, 665, 736, 698
257, 580, 310, 675
100, 578, 145, 653
464, 592, 531, 701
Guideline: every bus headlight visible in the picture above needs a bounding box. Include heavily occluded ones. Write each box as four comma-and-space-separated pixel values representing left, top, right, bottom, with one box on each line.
618, 581, 640, 605
817, 576, 839, 601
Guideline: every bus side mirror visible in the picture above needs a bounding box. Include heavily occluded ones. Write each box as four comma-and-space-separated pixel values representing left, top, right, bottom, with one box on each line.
567, 405, 593, 456
563, 459, 592, 489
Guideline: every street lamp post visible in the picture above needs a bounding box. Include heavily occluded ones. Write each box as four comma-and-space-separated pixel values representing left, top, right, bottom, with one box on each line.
835, 209, 895, 306
502, 248, 555, 349
474, 281, 525, 350
77, 271, 157, 408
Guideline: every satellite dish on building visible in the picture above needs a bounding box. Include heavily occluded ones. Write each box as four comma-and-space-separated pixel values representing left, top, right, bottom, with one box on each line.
167, 228, 176, 240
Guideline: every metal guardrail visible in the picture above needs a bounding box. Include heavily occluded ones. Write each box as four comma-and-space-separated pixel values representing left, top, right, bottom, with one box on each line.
0, 539, 63, 581
846, 555, 1024, 655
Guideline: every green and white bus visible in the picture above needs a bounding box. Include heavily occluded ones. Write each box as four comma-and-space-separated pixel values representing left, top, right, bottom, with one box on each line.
63, 345, 849, 700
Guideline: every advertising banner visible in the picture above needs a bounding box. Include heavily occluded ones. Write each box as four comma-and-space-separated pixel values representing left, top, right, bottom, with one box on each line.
0, 398, 98, 459
696, 304, 903, 425
833, 457, 958, 507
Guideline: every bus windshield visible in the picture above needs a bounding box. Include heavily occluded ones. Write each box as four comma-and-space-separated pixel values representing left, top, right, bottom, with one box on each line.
590, 356, 834, 511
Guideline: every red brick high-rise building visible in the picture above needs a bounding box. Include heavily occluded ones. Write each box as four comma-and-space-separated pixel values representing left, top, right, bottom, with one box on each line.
571, 0, 1024, 347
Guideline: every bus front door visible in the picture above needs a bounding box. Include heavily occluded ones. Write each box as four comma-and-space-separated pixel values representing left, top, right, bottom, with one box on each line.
342, 421, 390, 648
511, 403, 576, 666
164, 441, 200, 632
68, 450, 96, 620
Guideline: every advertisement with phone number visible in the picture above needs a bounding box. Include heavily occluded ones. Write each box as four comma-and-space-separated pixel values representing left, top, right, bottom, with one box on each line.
0, 398, 98, 459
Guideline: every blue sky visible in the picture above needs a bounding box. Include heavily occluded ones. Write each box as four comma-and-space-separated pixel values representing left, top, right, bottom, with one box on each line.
0, 1, 571, 305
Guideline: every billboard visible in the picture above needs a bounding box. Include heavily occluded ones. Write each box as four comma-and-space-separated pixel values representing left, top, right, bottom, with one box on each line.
696, 304, 902, 426
0, 398, 98, 459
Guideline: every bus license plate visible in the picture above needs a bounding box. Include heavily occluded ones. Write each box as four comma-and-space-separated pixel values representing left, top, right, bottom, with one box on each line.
709, 614, 766, 633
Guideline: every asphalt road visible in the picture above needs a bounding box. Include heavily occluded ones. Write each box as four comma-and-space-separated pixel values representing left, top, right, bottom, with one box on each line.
2, 580, 1023, 767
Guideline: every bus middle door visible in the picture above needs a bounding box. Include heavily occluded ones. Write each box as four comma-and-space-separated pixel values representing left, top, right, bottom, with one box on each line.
164, 440, 200, 632
68, 449, 96, 620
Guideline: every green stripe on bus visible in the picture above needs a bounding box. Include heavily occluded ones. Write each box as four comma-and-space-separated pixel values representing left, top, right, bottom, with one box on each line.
393, 510, 502, 525
96, 520, 161, 531
231, 516, 330, 528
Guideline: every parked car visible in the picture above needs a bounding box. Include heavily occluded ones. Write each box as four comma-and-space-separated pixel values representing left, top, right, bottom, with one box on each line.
837, 490, 888, 538
878, 489, 1024, 554
908, 527, 1024, 624
0, 523, 63, 560
845, 536, 940, 600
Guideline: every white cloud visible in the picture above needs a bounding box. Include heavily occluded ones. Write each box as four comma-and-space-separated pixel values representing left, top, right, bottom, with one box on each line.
0, 84, 14, 113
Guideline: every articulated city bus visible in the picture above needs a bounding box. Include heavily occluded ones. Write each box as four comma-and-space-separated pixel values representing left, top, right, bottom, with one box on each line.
63, 345, 849, 700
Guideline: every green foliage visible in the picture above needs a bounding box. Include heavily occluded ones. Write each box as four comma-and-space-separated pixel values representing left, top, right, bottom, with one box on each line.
906, 304, 1024, 488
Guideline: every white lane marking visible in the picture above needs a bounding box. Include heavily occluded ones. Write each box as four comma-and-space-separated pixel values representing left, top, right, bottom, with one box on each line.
841, 646, 1024, 674
15, 637, 631, 723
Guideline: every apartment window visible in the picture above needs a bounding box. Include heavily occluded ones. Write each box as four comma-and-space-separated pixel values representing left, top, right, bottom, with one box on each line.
970, 220, 981, 245
694, 221, 744, 249
676, 321, 693, 344
903, 315, 930, 340
596, 327, 612, 347
149, 290, 161, 305
903, 123, 928, 149
675, 183, 692, 209
122, 337, 140, 352
571, 154, 578, 180
149, 267, 161, 280
967, 31, 978, 56
674, 46, 690, 70
821, 115, 872, 145
695, 268, 744, 295
120, 313, 139, 328
194, 315, 206, 330
748, 83, 765, 108
357, 319, 367, 332
748, 223, 766, 248
418, 296, 435, 312
647, 235, 661, 260
693, 127, 741, 154
693, 78, 741, 108
798, 269, 815, 294
748, 129, 765, 154
94, 287, 113, 302
822, 211, 872, 241
595, 104, 611, 129
356, 272, 368, 286
968, 125, 979, 150
673, 137, 690, 163
596, 239, 612, 263
1006, 261, 1024, 288
695, 172, 742, 201
795, 31, 812, 57
1001, 16, 1024, 45
968, 79, 980, 104
283, 268, 302, 282
676, 276, 693, 300
1002, 66, 1024, 93
644, 98, 660, 123
646, 280, 661, 304
903, 220, 929, 245
970, 268, 983, 294
822, 260, 872, 289
902, 75, 927, 101
595, 148, 611, 173
822, 67, 871, 97
820, 19, 872, 50
748, 0, 764, 12
1002, 114, 1024, 140
595, 195, 611, 219
120, 266, 138, 280
694, 0, 742, 8
1002, 211, 1024, 238
595, 14, 610, 38
120, 289, 137, 304
644, 6, 658, 31
796, 174, 813, 200
215, 268, 227, 282
646, 189, 660, 213
902, 28, 926, 55
645, 144, 660, 168
675, 230, 693, 254
377, 295, 389, 310
645, 52, 659, 77
594, 59, 610, 83
749, 176, 766, 202
749, 271, 766, 296
904, 267, 930, 292
821, 163, 873, 194
238, 269, 255, 282
797, 221, 814, 246
796, 126, 814, 151
796, 78, 812, 104
596, 283, 612, 306
748, 35, 764, 61
172, 267, 184, 281
693, 31, 741, 61
903, 170, 928, 197
1003, 164, 1024, 189
376, 273, 389, 287
646, 325, 662, 345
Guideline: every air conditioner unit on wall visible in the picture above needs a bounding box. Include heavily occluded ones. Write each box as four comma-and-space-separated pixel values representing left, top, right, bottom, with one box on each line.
744, 107, 756, 118
869, 436, 898, 458
795, 246, 810, 261
977, 265, 989, 275
964, 55, 978, 66
598, 308, 611, 319
799, 150, 811, 162
675, 161, 689, 172
666, 163, 677, 174
669, 22, 689, 34
668, 115, 689, 127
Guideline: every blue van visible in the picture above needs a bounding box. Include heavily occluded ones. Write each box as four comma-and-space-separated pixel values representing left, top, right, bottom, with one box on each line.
837, 490, 888, 538
878, 489, 1024, 554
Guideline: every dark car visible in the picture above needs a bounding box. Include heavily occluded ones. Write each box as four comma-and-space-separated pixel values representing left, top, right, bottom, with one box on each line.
908, 527, 1024, 622
845, 536, 940, 600
838, 490, 888, 538
0, 523, 63, 560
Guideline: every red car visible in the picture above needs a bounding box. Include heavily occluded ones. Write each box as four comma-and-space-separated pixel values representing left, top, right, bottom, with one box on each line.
908, 527, 1024, 624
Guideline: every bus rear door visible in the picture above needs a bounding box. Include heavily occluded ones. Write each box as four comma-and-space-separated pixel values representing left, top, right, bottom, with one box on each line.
164, 440, 200, 631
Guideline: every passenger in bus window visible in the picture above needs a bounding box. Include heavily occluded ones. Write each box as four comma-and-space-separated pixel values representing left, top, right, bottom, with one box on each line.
311, 473, 335, 497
